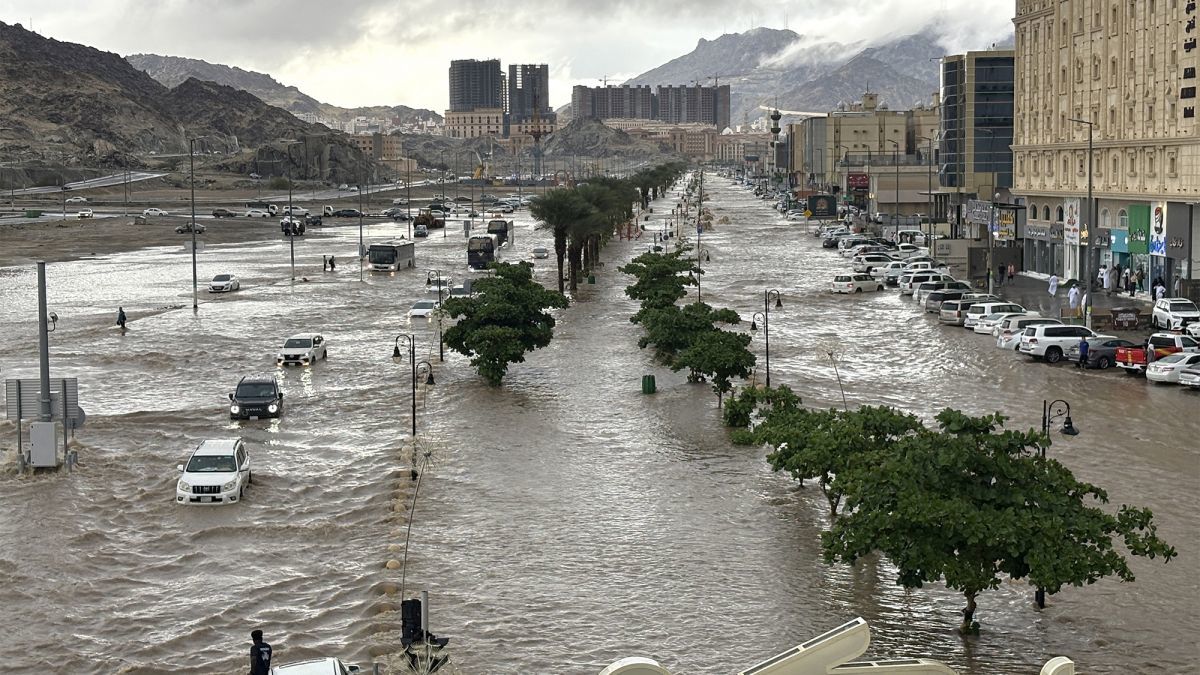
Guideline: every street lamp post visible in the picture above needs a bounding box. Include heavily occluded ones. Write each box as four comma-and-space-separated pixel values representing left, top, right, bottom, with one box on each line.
919, 135, 935, 245
888, 140, 900, 235
1037, 398, 1079, 608
1069, 118, 1095, 328
188, 138, 200, 311
749, 289, 784, 387
696, 247, 710, 303
392, 335, 436, 439
426, 270, 445, 362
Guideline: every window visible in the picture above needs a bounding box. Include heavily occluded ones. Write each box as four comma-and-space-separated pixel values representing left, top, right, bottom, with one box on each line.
1127, 151, 1137, 175
1112, 154, 1120, 176
1093, 57, 1101, 79
1148, 104, 1155, 122
1112, 3, 1120, 30
1101, 208, 1111, 227
1169, 154, 1178, 175
1056, 206, 1064, 222
1043, 205, 1051, 220
1119, 209, 1128, 229
1149, 47, 1156, 71
1109, 106, 1116, 128
1094, 6, 1102, 27
1076, 60, 1084, 83
1029, 202, 1038, 218
1062, 19, 1069, 45
1062, 156, 1070, 178
1078, 155, 1085, 175
1147, 151, 1156, 176
1110, 57, 1118, 84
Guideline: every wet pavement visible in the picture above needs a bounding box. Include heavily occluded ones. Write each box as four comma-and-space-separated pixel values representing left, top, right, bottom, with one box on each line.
0, 177, 1196, 674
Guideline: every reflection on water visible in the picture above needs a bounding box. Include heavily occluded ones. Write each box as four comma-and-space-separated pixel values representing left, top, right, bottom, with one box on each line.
0, 186, 1195, 675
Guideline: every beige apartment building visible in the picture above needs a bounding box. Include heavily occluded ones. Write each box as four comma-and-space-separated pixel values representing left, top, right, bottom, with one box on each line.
1013, 0, 1199, 295
444, 108, 505, 139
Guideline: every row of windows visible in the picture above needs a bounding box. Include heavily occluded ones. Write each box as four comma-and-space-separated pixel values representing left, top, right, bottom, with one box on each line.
1018, 150, 1179, 178
1027, 202, 1129, 230
1022, 0, 1182, 46
1018, 99, 1184, 138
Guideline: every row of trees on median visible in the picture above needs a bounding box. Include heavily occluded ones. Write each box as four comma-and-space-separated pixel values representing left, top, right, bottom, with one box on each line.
723, 386, 1177, 633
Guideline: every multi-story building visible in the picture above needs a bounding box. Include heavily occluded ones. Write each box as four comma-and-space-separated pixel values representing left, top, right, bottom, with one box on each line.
939, 50, 1016, 236
449, 59, 504, 112
571, 83, 730, 129
508, 64, 551, 123
571, 85, 657, 121
350, 133, 416, 174
443, 108, 505, 139
1012, 0, 1199, 295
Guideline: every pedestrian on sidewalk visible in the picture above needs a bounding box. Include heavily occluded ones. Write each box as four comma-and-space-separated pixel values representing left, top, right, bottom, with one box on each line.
1077, 336, 1090, 369
1136, 267, 1145, 294
1007, 263, 1015, 284
1048, 273, 1059, 296
998, 263, 1006, 287
1122, 266, 1132, 296
1097, 265, 1107, 292
1068, 284, 1081, 311
1155, 280, 1167, 301
1104, 266, 1114, 296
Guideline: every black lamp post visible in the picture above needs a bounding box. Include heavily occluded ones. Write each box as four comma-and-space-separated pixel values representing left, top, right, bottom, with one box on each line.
696, 247, 711, 303
426, 270, 445, 362
392, 335, 436, 440
749, 289, 784, 387
1035, 398, 1079, 608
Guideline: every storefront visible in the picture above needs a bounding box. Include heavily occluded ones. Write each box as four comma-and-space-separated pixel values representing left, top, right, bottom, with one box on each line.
1165, 202, 1194, 297
1022, 222, 1064, 276
1110, 228, 1129, 269
1128, 204, 1150, 291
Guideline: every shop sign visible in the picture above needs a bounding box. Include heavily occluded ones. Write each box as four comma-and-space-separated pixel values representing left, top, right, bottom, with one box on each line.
996, 209, 1017, 242
1063, 198, 1081, 246
848, 173, 869, 189
1165, 201, 1193, 258
807, 194, 837, 218
966, 200, 991, 226
1127, 204, 1150, 254
1150, 204, 1168, 257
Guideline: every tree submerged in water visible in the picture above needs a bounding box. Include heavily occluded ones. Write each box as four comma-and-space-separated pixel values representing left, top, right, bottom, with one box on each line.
734, 403, 1177, 633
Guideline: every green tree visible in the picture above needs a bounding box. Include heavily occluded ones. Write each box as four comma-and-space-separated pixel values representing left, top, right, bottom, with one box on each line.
529, 190, 595, 295
634, 301, 740, 365
619, 249, 698, 312
440, 262, 569, 386
822, 409, 1176, 633
672, 328, 756, 406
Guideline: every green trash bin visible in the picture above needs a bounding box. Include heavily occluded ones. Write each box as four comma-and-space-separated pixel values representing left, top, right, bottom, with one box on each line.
587, 274, 596, 284
641, 374, 656, 394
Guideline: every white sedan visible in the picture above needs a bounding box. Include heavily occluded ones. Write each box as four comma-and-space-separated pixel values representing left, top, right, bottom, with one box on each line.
245, 209, 271, 218
208, 274, 240, 293
852, 254, 894, 273
973, 311, 1028, 335
65, 196, 88, 204
276, 333, 327, 366
1146, 352, 1200, 384
142, 208, 168, 216
76, 209, 94, 219
831, 274, 884, 294
408, 299, 440, 319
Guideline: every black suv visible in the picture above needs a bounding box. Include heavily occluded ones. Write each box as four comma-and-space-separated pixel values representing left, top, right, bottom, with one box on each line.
228, 375, 284, 420
211, 208, 237, 218
331, 208, 362, 218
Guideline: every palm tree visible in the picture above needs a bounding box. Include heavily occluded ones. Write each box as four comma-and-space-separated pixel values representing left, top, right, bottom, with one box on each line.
529, 189, 595, 295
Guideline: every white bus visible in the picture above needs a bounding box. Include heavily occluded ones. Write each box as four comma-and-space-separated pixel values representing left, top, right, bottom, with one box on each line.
368, 240, 415, 272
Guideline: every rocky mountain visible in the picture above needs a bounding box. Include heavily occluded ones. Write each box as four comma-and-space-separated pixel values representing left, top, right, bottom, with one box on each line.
541, 119, 669, 159
0, 22, 372, 181
624, 27, 991, 125
126, 53, 441, 124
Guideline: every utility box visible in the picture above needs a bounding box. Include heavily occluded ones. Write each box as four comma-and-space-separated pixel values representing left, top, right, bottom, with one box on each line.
29, 421, 59, 468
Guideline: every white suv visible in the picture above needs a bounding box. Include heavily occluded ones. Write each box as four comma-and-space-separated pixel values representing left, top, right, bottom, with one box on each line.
1019, 325, 1110, 363
898, 272, 952, 296
963, 302, 1025, 330
176, 439, 251, 505
1151, 297, 1200, 331
276, 333, 327, 366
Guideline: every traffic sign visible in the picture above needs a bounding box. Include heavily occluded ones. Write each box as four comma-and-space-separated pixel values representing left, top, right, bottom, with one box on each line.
804, 210, 813, 218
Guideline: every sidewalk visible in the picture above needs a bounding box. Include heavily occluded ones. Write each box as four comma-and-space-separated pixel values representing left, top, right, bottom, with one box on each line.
992, 273, 1153, 328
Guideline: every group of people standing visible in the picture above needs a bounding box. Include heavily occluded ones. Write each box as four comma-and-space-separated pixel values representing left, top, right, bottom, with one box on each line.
1097, 264, 1171, 300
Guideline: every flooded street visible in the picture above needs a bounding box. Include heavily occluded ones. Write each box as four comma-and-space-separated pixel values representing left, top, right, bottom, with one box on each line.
0, 178, 1196, 674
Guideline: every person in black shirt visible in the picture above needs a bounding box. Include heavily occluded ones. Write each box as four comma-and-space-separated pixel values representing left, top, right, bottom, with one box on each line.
249, 629, 272, 675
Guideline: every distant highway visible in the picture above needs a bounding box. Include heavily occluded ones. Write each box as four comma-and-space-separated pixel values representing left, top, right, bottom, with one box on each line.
10, 171, 167, 196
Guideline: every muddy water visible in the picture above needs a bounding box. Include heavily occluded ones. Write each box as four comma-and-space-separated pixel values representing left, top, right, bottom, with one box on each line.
0, 181, 1195, 675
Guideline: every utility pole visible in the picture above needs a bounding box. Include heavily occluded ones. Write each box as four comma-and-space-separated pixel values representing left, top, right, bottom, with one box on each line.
37, 261, 52, 422
1070, 118, 1095, 328
189, 140, 198, 312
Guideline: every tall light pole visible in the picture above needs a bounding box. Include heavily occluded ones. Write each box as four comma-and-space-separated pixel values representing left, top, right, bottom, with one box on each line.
188, 138, 200, 311
888, 140, 900, 234
392, 335, 435, 439
1037, 398, 1079, 608
975, 128, 998, 293
1069, 118, 1095, 328
919, 135, 935, 245
426, 270, 445, 362
749, 289, 784, 387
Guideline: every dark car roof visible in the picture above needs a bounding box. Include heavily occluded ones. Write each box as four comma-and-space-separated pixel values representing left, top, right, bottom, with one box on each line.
239, 375, 277, 385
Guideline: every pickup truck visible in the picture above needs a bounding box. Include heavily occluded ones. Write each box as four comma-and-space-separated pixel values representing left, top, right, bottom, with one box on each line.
1115, 332, 1200, 375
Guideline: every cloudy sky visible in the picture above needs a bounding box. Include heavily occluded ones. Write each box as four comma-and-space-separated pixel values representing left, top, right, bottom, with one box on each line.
0, 0, 1013, 111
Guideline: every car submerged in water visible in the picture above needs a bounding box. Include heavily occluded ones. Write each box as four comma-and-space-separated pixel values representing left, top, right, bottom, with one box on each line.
228, 374, 284, 420
276, 334, 327, 367
175, 438, 251, 505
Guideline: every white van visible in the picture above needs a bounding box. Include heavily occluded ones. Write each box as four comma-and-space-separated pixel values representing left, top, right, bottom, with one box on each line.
896, 229, 926, 245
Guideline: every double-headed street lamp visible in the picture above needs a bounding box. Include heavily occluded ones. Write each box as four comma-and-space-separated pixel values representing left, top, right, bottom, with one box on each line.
426, 270, 446, 362
392, 334, 435, 440
749, 289, 784, 387
918, 134, 936, 245
1069, 117, 1096, 328
695, 247, 711, 303
1035, 398, 1080, 608
187, 136, 217, 311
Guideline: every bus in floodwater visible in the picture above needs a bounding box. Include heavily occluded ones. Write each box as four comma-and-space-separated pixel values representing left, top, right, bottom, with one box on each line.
486, 219, 513, 246
368, 240, 415, 272
467, 234, 497, 270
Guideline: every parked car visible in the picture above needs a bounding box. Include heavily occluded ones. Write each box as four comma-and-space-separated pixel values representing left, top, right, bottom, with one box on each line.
923, 290, 968, 313
1179, 366, 1200, 389
964, 302, 1026, 330
1146, 352, 1200, 384
413, 223, 428, 237
176, 222, 206, 234
453, 195, 472, 203
76, 209, 93, 219
973, 311, 1029, 336
337, 184, 351, 191
211, 208, 238, 218
281, 206, 309, 216
392, 197, 410, 206
831, 274, 884, 293
269, 657, 364, 674
874, 261, 909, 285
175, 438, 251, 505
245, 209, 271, 218
408, 299, 439, 319
1066, 337, 1139, 369
996, 317, 1061, 350
1189, 323, 1200, 339
208, 274, 239, 293
852, 254, 894, 273
1151, 297, 1200, 331
276, 333, 327, 366
892, 243, 923, 258
1019, 325, 1110, 363
914, 280, 970, 305
898, 272, 952, 296
532, 246, 549, 259
331, 208, 362, 218
939, 299, 984, 326
228, 374, 284, 420
65, 196, 88, 204
1116, 332, 1200, 375
142, 208, 168, 216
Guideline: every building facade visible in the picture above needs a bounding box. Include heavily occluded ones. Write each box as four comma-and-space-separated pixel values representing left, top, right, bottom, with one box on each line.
507, 64, 552, 123
571, 83, 730, 129
571, 85, 657, 121
939, 50, 1016, 237
1012, 0, 1199, 295
449, 59, 504, 112
444, 108, 505, 139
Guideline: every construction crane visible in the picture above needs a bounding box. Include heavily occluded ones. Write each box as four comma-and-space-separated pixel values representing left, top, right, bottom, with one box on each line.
757, 105, 826, 118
